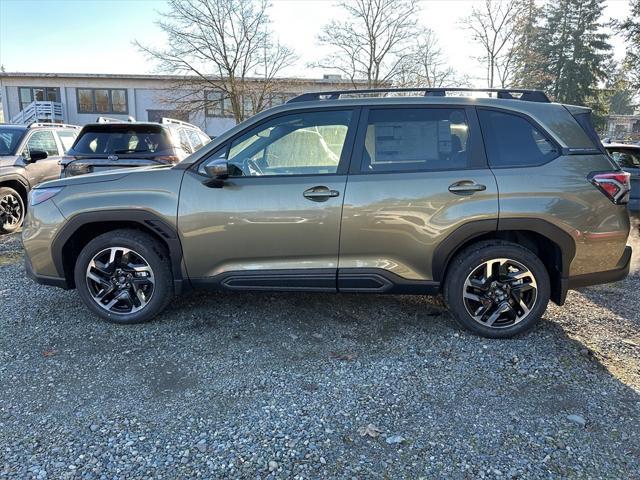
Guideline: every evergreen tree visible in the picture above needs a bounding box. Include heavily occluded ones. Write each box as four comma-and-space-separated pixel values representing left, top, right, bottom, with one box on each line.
616, 0, 640, 90
533, 0, 611, 105
511, 0, 551, 88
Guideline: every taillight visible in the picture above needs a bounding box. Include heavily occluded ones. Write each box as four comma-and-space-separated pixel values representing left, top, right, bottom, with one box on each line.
589, 171, 631, 204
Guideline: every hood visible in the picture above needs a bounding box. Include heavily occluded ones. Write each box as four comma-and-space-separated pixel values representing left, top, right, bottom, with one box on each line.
38, 164, 174, 189
0, 155, 21, 167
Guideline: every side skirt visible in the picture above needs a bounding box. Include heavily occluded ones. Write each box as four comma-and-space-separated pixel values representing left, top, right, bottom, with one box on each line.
190, 268, 440, 295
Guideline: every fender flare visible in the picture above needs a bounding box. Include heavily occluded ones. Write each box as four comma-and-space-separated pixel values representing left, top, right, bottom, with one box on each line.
431, 218, 576, 282
51, 209, 186, 293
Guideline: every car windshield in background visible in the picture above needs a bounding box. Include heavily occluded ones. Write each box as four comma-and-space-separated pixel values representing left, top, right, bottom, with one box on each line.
0, 128, 25, 155
72, 126, 171, 155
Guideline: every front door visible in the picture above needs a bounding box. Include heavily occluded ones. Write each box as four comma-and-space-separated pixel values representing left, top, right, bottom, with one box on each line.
22, 130, 63, 186
338, 106, 499, 288
178, 108, 358, 290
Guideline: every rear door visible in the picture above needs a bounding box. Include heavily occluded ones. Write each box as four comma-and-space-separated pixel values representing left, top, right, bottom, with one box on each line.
338, 106, 499, 288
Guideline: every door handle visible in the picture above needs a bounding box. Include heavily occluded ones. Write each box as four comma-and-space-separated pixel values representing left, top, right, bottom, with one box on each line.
448, 181, 487, 195
303, 186, 340, 201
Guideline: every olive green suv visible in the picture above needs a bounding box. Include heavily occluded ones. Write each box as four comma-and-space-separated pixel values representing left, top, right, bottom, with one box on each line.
22, 88, 632, 338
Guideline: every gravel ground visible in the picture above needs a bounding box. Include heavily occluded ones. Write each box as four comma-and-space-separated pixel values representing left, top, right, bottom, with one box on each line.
1, 221, 639, 479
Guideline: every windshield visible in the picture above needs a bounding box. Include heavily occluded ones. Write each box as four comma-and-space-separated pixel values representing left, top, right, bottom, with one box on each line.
71, 125, 172, 155
0, 128, 26, 155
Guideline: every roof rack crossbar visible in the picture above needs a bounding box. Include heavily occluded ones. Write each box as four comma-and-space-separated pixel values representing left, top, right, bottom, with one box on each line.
287, 87, 550, 104
160, 117, 198, 129
28, 122, 81, 129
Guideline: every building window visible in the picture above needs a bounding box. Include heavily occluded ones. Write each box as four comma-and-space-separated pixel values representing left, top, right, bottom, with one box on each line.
76, 88, 128, 114
205, 91, 229, 117
18, 87, 61, 110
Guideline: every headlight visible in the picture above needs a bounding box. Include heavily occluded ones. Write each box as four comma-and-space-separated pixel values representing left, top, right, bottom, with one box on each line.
30, 187, 64, 206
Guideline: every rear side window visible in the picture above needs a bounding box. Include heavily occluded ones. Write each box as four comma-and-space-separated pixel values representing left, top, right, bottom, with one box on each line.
178, 129, 193, 153
478, 110, 558, 167
72, 126, 172, 154
56, 130, 77, 152
361, 108, 470, 172
186, 129, 204, 151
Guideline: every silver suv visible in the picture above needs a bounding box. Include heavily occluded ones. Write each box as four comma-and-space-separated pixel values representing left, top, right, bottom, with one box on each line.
0, 122, 80, 233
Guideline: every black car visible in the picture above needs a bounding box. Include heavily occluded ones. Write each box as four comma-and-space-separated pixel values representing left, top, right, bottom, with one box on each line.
0, 122, 80, 233
604, 142, 640, 213
61, 118, 211, 177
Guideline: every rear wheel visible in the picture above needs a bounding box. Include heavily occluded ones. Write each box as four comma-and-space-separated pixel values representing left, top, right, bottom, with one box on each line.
444, 241, 550, 338
0, 187, 25, 234
74, 229, 173, 324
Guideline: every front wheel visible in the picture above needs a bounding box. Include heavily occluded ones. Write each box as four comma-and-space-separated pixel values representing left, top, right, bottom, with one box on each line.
0, 187, 25, 234
74, 229, 173, 324
444, 241, 550, 338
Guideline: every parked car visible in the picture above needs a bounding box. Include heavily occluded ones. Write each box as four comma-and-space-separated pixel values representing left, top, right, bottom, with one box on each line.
23, 88, 631, 338
0, 122, 80, 233
603, 142, 640, 213
61, 117, 210, 177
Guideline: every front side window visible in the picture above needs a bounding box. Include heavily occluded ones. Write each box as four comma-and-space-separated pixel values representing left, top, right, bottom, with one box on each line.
225, 110, 352, 177
361, 108, 471, 172
25, 131, 58, 157
478, 109, 558, 167
77, 88, 128, 114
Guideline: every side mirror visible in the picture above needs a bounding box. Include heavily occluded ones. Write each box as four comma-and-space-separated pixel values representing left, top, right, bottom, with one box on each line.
202, 158, 229, 188
26, 149, 48, 163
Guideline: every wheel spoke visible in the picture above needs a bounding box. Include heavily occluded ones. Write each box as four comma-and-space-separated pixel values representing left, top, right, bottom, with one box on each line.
86, 246, 155, 315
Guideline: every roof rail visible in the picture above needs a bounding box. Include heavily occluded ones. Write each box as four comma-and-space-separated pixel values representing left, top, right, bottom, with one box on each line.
287, 87, 551, 104
28, 122, 81, 129
160, 117, 198, 129
96, 116, 136, 123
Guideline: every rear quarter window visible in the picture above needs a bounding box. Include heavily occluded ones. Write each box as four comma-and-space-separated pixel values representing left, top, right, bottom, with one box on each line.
478, 109, 559, 168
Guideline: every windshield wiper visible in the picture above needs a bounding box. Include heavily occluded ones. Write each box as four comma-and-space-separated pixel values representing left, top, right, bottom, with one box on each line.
112, 149, 151, 154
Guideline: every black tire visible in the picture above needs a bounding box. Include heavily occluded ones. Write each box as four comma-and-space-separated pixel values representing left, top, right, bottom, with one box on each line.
443, 240, 550, 339
0, 187, 25, 234
74, 229, 173, 324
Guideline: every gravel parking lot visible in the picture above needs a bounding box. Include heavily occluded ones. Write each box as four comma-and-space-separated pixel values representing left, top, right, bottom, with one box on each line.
1, 220, 639, 479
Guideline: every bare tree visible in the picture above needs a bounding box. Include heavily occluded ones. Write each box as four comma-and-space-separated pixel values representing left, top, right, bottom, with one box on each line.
397, 30, 469, 88
136, 0, 296, 123
461, 0, 523, 88
315, 0, 419, 88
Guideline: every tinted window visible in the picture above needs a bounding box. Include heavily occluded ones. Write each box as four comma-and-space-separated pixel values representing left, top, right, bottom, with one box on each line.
0, 128, 25, 155
226, 110, 352, 177
609, 148, 640, 169
72, 126, 171, 154
361, 108, 470, 172
26, 131, 58, 157
56, 130, 77, 152
478, 110, 558, 167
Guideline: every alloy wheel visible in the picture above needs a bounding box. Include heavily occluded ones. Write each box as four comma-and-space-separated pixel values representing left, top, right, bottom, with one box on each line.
462, 258, 538, 329
0, 193, 22, 228
85, 247, 155, 314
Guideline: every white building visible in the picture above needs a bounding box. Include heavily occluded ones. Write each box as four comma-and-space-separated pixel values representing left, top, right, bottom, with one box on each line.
0, 72, 355, 137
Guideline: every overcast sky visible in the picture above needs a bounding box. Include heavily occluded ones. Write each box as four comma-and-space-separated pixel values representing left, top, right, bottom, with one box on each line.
0, 0, 632, 87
